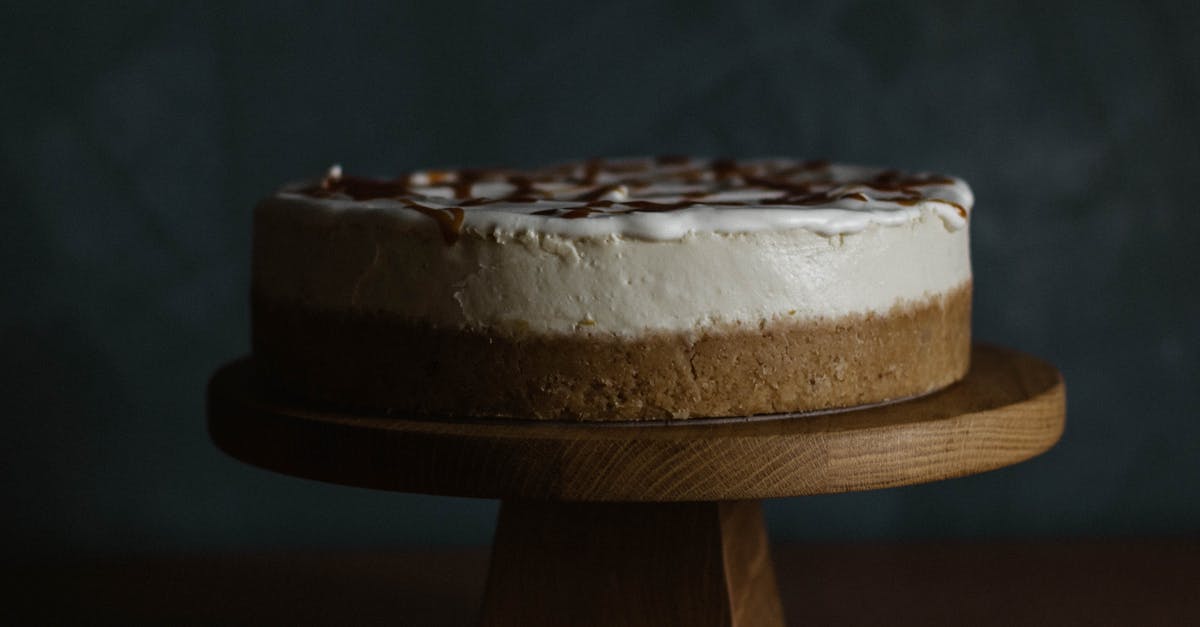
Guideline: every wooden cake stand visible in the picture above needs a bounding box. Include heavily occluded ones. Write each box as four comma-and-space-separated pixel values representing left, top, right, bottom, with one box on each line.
207, 343, 1065, 626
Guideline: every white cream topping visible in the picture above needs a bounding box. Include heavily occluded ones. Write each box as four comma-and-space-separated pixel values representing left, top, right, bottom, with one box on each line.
255, 168, 972, 335
275, 158, 973, 241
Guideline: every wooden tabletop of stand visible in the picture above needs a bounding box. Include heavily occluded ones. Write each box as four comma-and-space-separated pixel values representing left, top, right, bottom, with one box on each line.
208, 344, 1065, 502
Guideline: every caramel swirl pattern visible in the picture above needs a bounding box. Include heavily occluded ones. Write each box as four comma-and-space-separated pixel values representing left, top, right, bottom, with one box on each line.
296, 157, 972, 243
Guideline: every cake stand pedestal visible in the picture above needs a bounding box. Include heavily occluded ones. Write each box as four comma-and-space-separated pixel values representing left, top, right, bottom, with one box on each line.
207, 344, 1065, 626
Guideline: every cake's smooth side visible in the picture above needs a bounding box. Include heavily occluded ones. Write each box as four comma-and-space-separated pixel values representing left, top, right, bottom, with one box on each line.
253, 196, 971, 335
252, 282, 970, 421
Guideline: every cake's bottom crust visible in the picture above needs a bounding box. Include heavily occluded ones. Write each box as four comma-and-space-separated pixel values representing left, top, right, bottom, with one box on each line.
253, 283, 971, 421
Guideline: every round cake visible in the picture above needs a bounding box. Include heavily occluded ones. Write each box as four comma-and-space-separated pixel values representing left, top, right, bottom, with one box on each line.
252, 157, 973, 421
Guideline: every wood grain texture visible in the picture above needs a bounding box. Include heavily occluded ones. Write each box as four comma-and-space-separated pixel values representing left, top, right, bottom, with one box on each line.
207, 344, 1065, 502
480, 500, 783, 627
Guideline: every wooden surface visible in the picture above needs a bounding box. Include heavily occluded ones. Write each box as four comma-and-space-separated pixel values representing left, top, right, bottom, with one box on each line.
207, 344, 1066, 502
10, 541, 1198, 626
481, 501, 783, 626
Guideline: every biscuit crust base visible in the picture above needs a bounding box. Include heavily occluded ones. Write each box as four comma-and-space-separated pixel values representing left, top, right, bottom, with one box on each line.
252, 283, 971, 421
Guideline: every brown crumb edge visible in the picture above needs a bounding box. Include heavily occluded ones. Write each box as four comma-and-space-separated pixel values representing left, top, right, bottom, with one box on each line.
252, 283, 971, 421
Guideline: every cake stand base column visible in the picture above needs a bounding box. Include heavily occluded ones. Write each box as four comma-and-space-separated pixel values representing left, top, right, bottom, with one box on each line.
480, 499, 784, 627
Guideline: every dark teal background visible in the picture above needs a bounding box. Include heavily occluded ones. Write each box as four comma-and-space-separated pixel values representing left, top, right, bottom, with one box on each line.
4, 1, 1198, 557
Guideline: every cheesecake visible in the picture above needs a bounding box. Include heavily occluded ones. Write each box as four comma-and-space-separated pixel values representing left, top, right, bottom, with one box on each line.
251, 157, 973, 421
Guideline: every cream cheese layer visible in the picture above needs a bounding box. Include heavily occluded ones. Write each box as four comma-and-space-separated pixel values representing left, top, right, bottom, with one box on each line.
253, 157, 973, 335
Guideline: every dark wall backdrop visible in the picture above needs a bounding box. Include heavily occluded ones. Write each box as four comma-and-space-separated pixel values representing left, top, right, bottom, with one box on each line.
4, 1, 1198, 557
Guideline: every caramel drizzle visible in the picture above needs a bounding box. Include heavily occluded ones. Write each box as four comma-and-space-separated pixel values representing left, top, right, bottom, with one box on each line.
302, 158, 966, 244
571, 184, 626, 202
408, 205, 465, 244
